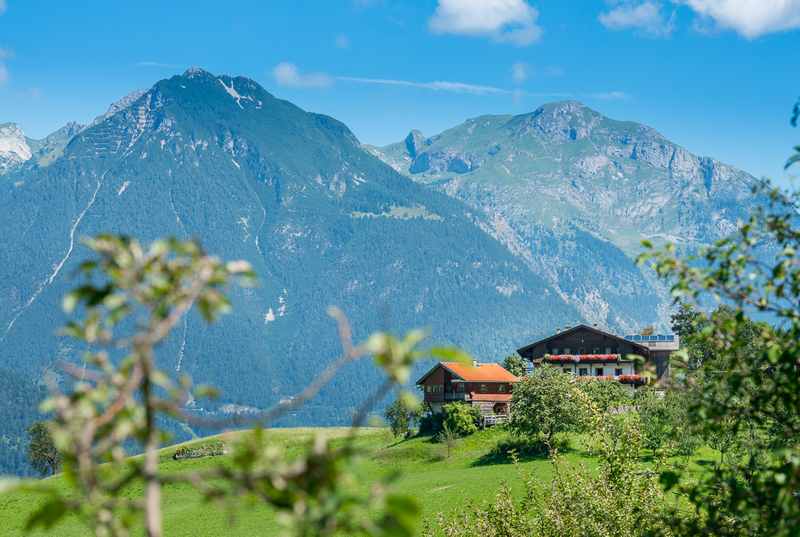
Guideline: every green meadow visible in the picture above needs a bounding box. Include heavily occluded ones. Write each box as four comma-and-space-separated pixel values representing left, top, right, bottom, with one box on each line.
0, 427, 715, 537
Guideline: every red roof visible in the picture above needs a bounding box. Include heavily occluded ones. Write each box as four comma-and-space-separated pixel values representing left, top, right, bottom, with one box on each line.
415, 361, 519, 385
441, 362, 519, 382
470, 392, 513, 402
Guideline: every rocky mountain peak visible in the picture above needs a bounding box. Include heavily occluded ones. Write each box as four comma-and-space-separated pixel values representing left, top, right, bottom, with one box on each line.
183, 66, 212, 79
404, 129, 428, 159
0, 123, 32, 174
507, 100, 601, 141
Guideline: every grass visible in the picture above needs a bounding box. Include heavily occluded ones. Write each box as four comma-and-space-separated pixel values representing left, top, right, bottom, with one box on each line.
0, 426, 717, 536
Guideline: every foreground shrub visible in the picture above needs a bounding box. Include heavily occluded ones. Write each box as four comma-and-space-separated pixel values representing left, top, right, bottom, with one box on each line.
424, 412, 675, 537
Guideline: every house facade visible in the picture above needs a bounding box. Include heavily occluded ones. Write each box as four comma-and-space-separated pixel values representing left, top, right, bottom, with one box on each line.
416, 361, 519, 416
517, 324, 677, 386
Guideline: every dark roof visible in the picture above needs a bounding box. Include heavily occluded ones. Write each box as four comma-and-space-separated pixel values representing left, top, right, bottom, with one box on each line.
516, 324, 649, 356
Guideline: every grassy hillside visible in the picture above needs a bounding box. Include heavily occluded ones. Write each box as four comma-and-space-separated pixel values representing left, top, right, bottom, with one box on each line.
0, 426, 717, 536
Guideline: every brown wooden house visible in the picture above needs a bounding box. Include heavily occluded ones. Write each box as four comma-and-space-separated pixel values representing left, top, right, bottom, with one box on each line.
416, 362, 519, 415
517, 324, 676, 385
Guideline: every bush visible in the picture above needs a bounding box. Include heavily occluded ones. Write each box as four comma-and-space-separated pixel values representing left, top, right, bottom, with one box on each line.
172, 441, 226, 461
442, 403, 481, 437
424, 412, 675, 537
418, 405, 444, 436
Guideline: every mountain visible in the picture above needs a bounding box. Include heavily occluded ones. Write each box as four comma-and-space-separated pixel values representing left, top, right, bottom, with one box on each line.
0, 121, 84, 175
368, 101, 759, 330
0, 69, 577, 475
0, 123, 31, 175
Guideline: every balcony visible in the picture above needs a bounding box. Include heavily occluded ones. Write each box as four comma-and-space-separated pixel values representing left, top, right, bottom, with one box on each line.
444, 392, 468, 401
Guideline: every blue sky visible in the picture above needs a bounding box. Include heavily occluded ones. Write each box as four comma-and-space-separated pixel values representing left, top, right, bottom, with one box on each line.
0, 0, 798, 184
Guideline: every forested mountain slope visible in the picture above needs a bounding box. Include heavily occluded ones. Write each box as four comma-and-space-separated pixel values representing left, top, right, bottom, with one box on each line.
0, 69, 577, 474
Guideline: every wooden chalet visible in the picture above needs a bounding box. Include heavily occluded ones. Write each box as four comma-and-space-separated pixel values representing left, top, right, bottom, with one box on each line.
416, 361, 519, 416
517, 324, 677, 386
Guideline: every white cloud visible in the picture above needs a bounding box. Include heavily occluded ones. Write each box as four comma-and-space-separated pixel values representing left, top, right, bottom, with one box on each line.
335, 34, 350, 49
337, 76, 512, 95
428, 0, 542, 46
511, 62, 529, 83
136, 61, 182, 69
680, 0, 800, 38
272, 62, 333, 88
588, 90, 630, 100
599, 1, 675, 37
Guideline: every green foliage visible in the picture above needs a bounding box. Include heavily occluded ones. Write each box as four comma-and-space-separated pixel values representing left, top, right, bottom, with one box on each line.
1, 235, 438, 537
441, 403, 480, 438
424, 410, 675, 537
502, 354, 527, 377
509, 366, 584, 446
635, 388, 699, 457
25, 422, 59, 477
384, 396, 422, 439
576, 378, 631, 414
640, 170, 800, 534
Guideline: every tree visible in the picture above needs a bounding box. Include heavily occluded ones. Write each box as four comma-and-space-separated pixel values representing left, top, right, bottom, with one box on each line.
384, 396, 421, 438
640, 129, 800, 534
437, 422, 459, 459
576, 379, 631, 415
423, 409, 674, 537
5, 235, 435, 537
509, 366, 583, 447
670, 301, 704, 339
502, 354, 527, 377
441, 402, 480, 437
640, 325, 655, 336
26, 422, 59, 477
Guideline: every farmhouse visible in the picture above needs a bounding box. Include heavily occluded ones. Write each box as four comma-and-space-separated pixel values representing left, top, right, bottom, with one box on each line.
517, 324, 679, 386
416, 361, 519, 416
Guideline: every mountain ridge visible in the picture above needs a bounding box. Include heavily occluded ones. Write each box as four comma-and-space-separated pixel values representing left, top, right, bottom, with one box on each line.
368, 100, 759, 330
0, 69, 578, 475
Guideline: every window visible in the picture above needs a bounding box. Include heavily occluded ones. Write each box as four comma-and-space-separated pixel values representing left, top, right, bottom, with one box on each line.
605, 347, 612, 354
595, 368, 604, 376
592, 347, 600, 354
564, 347, 571, 354
578, 347, 585, 354
615, 368, 623, 376
426, 386, 431, 393
456, 383, 463, 392
499, 384, 506, 392
579, 368, 588, 376
552, 347, 559, 354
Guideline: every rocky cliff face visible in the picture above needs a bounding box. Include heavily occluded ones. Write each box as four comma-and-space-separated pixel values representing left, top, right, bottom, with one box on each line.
0, 121, 86, 175
370, 101, 759, 331
0, 123, 32, 175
